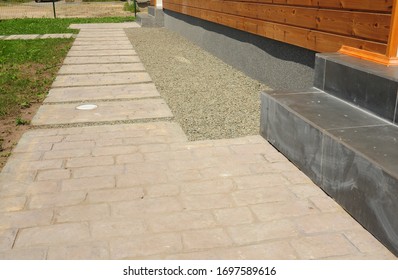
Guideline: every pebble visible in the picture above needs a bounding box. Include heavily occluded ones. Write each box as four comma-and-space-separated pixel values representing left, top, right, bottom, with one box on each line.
125, 28, 271, 141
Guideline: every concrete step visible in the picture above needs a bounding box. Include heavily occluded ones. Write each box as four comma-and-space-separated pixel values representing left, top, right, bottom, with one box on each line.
260, 88, 398, 256
314, 53, 398, 125
136, 8, 164, 27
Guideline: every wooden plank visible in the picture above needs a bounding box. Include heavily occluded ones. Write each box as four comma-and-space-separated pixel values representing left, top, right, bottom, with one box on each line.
222, 0, 393, 12
387, 0, 398, 57
163, 1, 387, 54
166, 0, 391, 42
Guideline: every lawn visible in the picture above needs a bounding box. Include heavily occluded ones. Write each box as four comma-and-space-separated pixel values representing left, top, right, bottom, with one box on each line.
0, 38, 73, 117
0, 17, 135, 35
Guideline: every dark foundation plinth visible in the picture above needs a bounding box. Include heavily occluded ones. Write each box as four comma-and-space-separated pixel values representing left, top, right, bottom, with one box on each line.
137, 7, 164, 28
260, 89, 398, 256
314, 53, 398, 124
163, 9, 315, 90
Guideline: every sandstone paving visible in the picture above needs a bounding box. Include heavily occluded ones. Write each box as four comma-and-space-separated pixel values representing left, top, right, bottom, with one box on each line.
67, 49, 137, 57
31, 100, 173, 125
4, 34, 39, 40
69, 23, 140, 29
45, 83, 159, 103
0, 23, 396, 260
63, 56, 141, 64
0, 124, 396, 260
57, 63, 145, 75
40, 34, 74, 39
70, 44, 134, 51
52, 72, 150, 88
72, 41, 133, 47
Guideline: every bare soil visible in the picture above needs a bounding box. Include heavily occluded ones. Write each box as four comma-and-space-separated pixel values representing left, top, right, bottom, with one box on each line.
0, 103, 40, 170
0, 1, 133, 19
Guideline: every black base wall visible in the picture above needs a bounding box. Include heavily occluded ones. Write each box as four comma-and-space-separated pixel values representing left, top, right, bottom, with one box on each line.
163, 10, 316, 90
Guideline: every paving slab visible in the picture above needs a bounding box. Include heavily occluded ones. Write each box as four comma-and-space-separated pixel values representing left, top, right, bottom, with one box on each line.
31, 99, 173, 125
40, 34, 74, 39
73, 38, 131, 43
0, 124, 395, 259
67, 50, 137, 57
63, 56, 140, 65
70, 44, 134, 51
45, 83, 160, 103
5, 34, 39, 40
76, 33, 127, 38
52, 72, 151, 88
72, 41, 133, 47
58, 63, 145, 75
69, 22, 140, 29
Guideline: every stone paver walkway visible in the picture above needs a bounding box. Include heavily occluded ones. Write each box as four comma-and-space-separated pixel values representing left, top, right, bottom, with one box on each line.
0, 24, 396, 260
1, 34, 75, 40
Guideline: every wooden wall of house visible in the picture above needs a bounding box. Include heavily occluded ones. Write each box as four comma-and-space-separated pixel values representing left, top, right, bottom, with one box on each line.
162, 0, 393, 54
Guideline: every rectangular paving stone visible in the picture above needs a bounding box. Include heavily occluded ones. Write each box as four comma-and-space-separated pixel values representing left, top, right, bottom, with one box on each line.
294, 212, 362, 234
291, 234, 358, 259
69, 22, 140, 29
182, 228, 233, 250
180, 179, 234, 195
15, 223, 90, 248
52, 72, 151, 88
147, 211, 217, 233
67, 50, 137, 57
28, 191, 86, 209
63, 56, 140, 64
72, 165, 124, 179
32, 99, 173, 126
87, 188, 144, 203
233, 174, 290, 189
0, 209, 53, 230
111, 197, 183, 217
73, 38, 130, 43
5, 34, 39, 40
36, 169, 71, 181
55, 204, 110, 223
232, 186, 295, 206
41, 34, 73, 39
110, 233, 182, 259
70, 44, 134, 51
45, 83, 159, 103
166, 241, 298, 260
47, 241, 109, 260
72, 41, 133, 47
66, 156, 114, 168
227, 220, 299, 245
0, 229, 17, 251
213, 207, 254, 226
0, 197, 26, 212
57, 63, 145, 75
181, 194, 234, 210
90, 219, 147, 239
61, 176, 115, 192
0, 248, 47, 260
76, 33, 126, 38
250, 200, 320, 222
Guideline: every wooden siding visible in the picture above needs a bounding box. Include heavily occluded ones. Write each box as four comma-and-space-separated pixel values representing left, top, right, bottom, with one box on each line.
163, 0, 393, 54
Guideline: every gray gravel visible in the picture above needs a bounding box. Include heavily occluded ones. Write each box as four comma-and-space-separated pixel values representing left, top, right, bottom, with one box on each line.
125, 28, 270, 141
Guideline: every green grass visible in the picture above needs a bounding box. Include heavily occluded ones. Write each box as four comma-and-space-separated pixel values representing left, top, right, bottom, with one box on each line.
0, 39, 73, 117
124, 2, 139, 13
0, 17, 135, 35
82, 0, 120, 2
0, 0, 32, 3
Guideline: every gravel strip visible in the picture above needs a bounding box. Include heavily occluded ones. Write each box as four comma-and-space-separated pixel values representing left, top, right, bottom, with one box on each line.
125, 28, 271, 141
